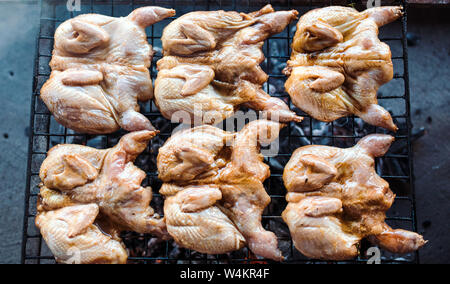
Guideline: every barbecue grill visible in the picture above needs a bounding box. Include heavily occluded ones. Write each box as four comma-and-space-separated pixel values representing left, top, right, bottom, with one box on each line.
21, 0, 419, 264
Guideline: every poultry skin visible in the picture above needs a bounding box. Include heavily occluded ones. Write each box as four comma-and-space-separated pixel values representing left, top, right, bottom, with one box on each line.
282, 134, 426, 260
36, 204, 128, 264
36, 130, 167, 264
40, 7, 175, 134
157, 120, 284, 261
155, 5, 302, 125
284, 6, 403, 131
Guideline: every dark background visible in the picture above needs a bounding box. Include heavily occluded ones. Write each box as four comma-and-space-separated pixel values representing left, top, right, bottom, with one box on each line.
0, 1, 448, 263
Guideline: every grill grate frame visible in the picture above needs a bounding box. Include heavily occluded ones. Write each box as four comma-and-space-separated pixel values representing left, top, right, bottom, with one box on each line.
21, 0, 418, 264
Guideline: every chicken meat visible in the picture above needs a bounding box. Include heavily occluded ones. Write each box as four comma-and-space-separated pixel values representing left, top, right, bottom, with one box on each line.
157, 120, 284, 261
284, 6, 403, 131
40, 7, 175, 134
36, 130, 167, 264
36, 204, 128, 264
282, 134, 426, 260
155, 5, 302, 125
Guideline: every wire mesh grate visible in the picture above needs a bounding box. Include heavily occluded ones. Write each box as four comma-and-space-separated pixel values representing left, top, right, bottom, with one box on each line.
22, 0, 418, 264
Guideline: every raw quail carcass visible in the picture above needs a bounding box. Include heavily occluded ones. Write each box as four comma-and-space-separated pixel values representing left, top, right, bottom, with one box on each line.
40, 7, 175, 134
37, 130, 167, 264
36, 204, 128, 264
158, 120, 284, 261
282, 134, 426, 260
155, 5, 302, 125
284, 6, 403, 131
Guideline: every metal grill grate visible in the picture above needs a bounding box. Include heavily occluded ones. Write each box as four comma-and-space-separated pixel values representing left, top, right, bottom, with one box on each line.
21, 0, 418, 264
